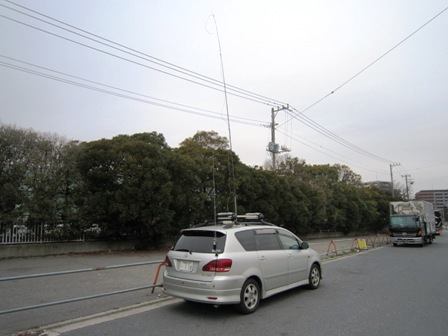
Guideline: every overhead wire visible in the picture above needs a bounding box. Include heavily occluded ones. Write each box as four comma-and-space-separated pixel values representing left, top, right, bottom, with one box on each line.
274, 4, 448, 166
286, 107, 394, 164
0, 11, 276, 106
297, 4, 448, 115
275, 128, 389, 175
0, 2, 396, 166
1, 1, 287, 108
0, 56, 266, 127
0, 5, 404, 169
2, 1, 445, 174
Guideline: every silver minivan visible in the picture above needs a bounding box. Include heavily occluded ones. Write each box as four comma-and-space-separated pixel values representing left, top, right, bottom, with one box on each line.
162, 213, 322, 314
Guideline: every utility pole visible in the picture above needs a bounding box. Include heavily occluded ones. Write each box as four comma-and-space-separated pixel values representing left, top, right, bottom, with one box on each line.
390, 163, 400, 198
268, 105, 291, 170
402, 174, 411, 200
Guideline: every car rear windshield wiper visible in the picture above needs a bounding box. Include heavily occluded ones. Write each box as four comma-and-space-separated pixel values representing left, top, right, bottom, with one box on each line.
175, 248, 192, 254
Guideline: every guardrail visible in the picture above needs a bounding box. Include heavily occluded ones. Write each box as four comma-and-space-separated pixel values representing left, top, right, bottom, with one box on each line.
324, 235, 390, 258
0, 259, 164, 315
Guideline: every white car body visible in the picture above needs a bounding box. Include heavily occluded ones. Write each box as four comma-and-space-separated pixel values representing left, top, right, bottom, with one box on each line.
162, 218, 322, 313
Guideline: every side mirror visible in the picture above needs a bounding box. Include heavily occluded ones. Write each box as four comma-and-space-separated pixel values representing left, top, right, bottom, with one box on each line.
301, 242, 309, 250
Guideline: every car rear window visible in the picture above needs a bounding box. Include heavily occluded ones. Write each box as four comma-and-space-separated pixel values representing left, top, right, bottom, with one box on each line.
173, 230, 226, 254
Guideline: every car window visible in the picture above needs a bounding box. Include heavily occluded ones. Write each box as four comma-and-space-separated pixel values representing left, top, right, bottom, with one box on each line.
255, 229, 281, 250
173, 230, 226, 254
235, 230, 257, 251
278, 232, 299, 250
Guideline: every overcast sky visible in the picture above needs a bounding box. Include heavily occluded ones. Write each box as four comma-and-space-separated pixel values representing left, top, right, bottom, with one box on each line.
1, 0, 447, 198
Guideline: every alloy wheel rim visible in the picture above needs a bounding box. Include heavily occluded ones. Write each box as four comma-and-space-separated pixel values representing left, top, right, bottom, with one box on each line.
311, 268, 320, 286
244, 284, 258, 308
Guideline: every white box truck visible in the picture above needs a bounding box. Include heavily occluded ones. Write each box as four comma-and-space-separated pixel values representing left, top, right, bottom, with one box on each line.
389, 201, 436, 247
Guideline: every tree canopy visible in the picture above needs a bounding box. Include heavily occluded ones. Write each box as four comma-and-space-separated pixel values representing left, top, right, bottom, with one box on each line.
0, 124, 398, 247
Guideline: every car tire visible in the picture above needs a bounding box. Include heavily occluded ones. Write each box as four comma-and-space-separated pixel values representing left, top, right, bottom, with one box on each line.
307, 263, 321, 290
235, 279, 260, 314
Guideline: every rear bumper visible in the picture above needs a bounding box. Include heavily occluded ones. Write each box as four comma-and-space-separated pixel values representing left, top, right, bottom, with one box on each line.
162, 272, 244, 304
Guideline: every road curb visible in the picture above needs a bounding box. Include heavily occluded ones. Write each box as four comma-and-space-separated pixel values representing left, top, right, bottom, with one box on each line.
13, 296, 181, 336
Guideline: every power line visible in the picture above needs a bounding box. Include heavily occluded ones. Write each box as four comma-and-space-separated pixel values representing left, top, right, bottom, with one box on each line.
0, 2, 399, 166
2, 51, 395, 175
3, 53, 391, 176
1, 1, 287, 108
0, 7, 395, 166
274, 5, 448, 165
285, 108, 394, 164
276, 129, 389, 175
0, 56, 266, 127
2, 1, 442, 171
0, 11, 272, 104
298, 4, 448, 114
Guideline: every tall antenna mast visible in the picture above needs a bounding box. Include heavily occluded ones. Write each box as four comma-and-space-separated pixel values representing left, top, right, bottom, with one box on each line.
213, 15, 237, 213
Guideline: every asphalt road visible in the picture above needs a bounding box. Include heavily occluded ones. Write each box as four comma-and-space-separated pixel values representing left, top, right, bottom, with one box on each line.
0, 249, 168, 336
1, 234, 444, 335
0, 236, 355, 335
60, 234, 448, 336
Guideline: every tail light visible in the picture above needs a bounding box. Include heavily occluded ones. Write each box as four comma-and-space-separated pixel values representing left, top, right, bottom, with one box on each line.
202, 259, 232, 272
163, 255, 172, 267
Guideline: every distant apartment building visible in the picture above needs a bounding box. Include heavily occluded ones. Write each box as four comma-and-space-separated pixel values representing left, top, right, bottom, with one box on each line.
414, 189, 448, 210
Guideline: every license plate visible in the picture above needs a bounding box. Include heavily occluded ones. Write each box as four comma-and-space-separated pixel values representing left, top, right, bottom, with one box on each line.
179, 260, 194, 272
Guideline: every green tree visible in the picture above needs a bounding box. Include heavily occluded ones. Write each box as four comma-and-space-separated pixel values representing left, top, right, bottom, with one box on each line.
166, 151, 204, 233
76, 132, 174, 247
0, 124, 36, 228
1, 123, 393, 243
334, 164, 362, 185
0, 124, 84, 239
177, 131, 238, 219
24, 133, 75, 228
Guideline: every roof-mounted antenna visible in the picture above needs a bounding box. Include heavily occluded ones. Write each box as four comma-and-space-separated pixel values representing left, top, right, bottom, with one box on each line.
212, 14, 237, 214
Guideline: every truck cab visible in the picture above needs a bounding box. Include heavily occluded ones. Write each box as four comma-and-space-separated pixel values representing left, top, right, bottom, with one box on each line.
389, 201, 436, 247
389, 214, 430, 246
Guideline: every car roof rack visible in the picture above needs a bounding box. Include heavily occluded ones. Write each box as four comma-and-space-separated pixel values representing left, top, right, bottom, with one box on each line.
216, 212, 237, 222
220, 212, 276, 227
190, 212, 276, 228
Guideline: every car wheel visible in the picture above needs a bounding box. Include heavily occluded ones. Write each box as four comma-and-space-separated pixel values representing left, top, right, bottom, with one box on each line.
235, 279, 260, 314
307, 264, 321, 290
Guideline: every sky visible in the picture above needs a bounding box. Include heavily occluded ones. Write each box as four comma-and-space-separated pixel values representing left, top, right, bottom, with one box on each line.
1, 0, 447, 198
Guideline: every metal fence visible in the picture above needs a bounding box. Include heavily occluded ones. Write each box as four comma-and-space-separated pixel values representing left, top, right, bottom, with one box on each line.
0, 222, 85, 244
